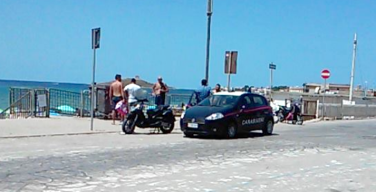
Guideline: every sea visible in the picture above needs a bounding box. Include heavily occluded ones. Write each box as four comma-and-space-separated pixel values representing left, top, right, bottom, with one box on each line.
0, 79, 194, 110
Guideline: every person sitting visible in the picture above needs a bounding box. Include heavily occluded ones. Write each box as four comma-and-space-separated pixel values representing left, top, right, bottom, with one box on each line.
213, 84, 221, 93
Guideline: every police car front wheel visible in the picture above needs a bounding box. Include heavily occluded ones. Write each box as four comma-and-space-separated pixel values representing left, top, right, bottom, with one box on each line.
263, 119, 274, 135
223, 122, 237, 138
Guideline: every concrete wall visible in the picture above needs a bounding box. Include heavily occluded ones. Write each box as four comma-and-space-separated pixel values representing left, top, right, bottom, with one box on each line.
272, 91, 376, 119
318, 104, 376, 119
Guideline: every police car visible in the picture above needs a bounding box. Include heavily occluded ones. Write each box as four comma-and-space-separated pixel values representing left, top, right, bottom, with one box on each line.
180, 92, 274, 138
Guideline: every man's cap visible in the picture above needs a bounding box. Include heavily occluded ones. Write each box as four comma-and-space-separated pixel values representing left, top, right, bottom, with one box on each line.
158, 76, 163, 79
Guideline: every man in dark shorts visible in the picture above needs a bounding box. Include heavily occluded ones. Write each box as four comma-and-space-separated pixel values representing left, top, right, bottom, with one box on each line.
109, 74, 125, 125
152, 76, 169, 106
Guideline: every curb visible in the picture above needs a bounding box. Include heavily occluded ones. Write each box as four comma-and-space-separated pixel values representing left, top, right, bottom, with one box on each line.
0, 131, 118, 139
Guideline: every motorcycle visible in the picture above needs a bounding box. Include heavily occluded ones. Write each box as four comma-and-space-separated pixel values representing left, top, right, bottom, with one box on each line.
277, 105, 303, 125
185, 91, 199, 109
272, 110, 280, 124
270, 102, 280, 124
122, 98, 176, 134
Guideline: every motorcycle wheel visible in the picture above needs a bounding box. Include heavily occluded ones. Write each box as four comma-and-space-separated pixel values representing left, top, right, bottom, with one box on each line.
160, 120, 175, 134
297, 115, 304, 125
122, 119, 136, 134
278, 113, 285, 122
273, 115, 279, 124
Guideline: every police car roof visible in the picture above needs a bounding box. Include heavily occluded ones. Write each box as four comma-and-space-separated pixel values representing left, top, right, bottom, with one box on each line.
213, 91, 248, 96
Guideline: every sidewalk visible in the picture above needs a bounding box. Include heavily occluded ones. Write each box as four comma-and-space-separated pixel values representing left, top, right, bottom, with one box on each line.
0, 117, 121, 138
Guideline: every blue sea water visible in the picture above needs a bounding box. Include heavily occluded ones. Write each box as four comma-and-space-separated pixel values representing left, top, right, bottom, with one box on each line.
0, 80, 194, 110
0, 80, 89, 110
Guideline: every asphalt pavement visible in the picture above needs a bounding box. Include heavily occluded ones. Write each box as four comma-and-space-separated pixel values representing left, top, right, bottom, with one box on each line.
0, 119, 376, 192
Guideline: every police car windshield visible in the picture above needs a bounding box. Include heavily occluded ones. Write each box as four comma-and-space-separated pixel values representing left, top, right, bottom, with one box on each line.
198, 95, 239, 107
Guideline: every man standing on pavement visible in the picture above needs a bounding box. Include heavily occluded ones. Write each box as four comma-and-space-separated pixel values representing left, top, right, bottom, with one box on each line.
196, 79, 211, 103
124, 78, 141, 110
109, 74, 125, 125
152, 76, 169, 106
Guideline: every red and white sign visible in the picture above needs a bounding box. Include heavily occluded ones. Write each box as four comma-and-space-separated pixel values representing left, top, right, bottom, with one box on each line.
321, 69, 330, 79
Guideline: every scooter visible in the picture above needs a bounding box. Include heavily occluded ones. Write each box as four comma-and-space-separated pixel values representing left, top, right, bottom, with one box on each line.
277, 106, 303, 125
122, 98, 176, 134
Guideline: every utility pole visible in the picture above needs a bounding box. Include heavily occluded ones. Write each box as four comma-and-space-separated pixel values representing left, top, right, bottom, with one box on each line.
205, 0, 213, 82
349, 33, 357, 102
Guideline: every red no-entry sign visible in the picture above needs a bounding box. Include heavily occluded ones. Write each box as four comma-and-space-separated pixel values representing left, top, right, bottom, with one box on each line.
321, 69, 330, 79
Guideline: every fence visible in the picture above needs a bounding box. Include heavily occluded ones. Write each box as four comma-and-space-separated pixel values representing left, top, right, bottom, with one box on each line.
0, 88, 49, 119
145, 94, 192, 107
1, 87, 191, 119
0, 87, 91, 119
49, 89, 91, 116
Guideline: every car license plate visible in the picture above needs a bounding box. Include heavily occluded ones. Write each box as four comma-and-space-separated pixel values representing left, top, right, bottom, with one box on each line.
188, 123, 198, 128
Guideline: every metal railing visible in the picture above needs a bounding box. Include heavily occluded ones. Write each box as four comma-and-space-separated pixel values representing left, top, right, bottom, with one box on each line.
0, 90, 32, 119
1, 87, 192, 119
1, 87, 92, 119
49, 89, 91, 116
145, 94, 191, 107
0, 88, 50, 119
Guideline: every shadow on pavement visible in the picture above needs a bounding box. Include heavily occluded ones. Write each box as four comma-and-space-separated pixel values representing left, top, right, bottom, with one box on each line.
127, 132, 182, 136
185, 132, 279, 140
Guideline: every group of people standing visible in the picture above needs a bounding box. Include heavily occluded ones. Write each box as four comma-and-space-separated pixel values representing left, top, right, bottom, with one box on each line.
108, 74, 222, 125
194, 79, 222, 103
109, 74, 169, 125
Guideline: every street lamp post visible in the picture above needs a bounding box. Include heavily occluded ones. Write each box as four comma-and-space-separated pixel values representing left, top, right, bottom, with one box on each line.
349, 33, 357, 102
205, 0, 213, 82
365, 81, 368, 97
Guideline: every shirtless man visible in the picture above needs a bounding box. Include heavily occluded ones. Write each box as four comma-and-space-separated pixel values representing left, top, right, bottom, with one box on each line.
109, 74, 125, 125
152, 76, 169, 106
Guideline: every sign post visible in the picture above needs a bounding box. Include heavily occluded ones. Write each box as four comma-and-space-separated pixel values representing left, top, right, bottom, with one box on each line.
321, 69, 330, 119
91, 28, 100, 131
269, 62, 276, 100
224, 51, 238, 91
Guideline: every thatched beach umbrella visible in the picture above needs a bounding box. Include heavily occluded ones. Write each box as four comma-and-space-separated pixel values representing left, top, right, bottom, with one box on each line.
97, 78, 155, 88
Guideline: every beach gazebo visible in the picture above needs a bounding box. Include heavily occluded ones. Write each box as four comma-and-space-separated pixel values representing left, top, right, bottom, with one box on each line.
93, 78, 155, 118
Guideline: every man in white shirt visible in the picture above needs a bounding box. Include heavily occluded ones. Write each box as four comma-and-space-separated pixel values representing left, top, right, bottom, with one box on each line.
124, 78, 141, 107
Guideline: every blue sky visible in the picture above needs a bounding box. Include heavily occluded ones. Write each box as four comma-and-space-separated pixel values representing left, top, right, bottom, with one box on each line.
0, 0, 375, 89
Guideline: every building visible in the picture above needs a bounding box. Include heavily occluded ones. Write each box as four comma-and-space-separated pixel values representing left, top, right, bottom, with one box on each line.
289, 86, 304, 93
303, 83, 350, 95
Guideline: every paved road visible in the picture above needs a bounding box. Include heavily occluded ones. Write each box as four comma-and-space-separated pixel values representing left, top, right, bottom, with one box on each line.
1, 119, 376, 192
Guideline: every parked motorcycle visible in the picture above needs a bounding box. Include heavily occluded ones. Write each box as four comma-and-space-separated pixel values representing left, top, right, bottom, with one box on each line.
185, 91, 199, 109
277, 105, 303, 125
272, 111, 280, 124
122, 91, 176, 134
